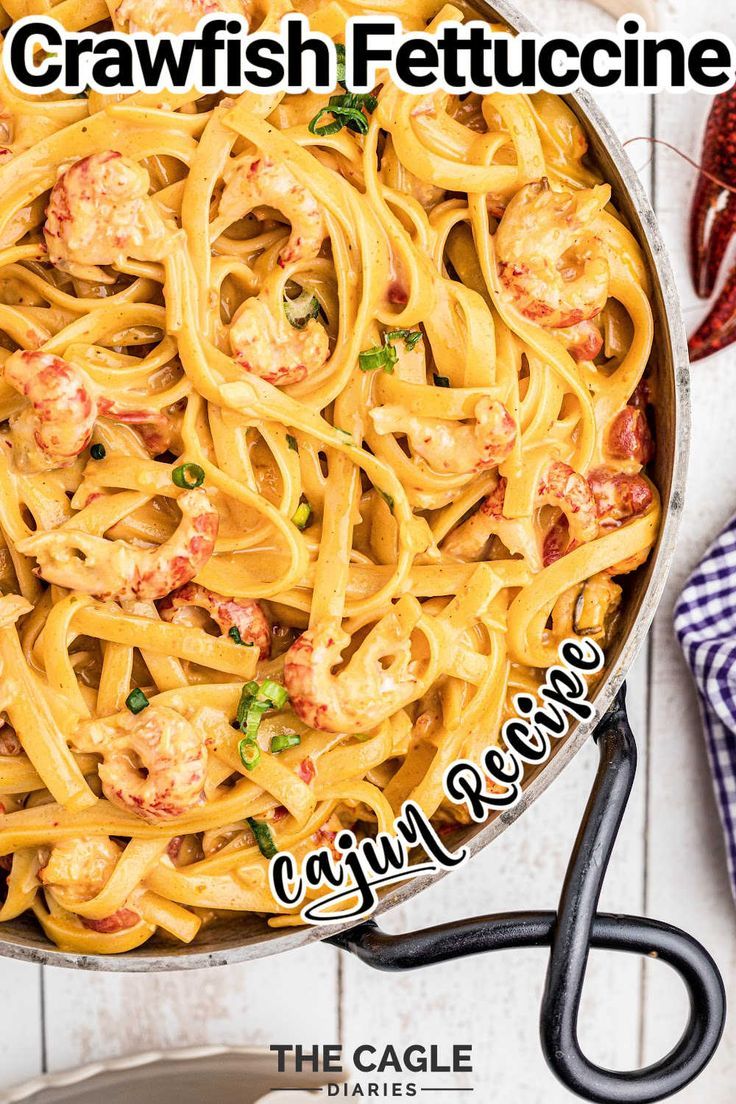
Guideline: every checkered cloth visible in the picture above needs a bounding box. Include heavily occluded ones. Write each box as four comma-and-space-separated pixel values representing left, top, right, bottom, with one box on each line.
674, 516, 736, 901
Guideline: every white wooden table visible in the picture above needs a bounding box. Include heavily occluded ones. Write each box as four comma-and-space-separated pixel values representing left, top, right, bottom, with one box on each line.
2, 0, 735, 1098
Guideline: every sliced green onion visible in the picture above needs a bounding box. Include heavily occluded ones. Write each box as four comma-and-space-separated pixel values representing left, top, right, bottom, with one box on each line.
125, 688, 149, 714
360, 329, 422, 374
292, 499, 312, 530
248, 698, 270, 715
248, 707, 268, 733
335, 43, 347, 88
236, 696, 250, 727
378, 489, 395, 513
238, 738, 261, 771
243, 715, 264, 743
359, 343, 398, 374
286, 434, 299, 452
284, 287, 320, 329
236, 682, 259, 726
385, 329, 423, 351
259, 679, 289, 708
247, 817, 278, 859
308, 93, 378, 137
433, 374, 450, 388
172, 462, 205, 489
270, 732, 301, 753
237, 678, 289, 734
243, 700, 269, 730
90, 443, 106, 460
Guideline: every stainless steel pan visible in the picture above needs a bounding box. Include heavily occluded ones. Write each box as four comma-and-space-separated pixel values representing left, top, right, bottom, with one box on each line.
0, 2, 725, 1100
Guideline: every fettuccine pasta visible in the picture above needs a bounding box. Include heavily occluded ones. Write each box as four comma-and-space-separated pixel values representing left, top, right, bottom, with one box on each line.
0, 0, 659, 953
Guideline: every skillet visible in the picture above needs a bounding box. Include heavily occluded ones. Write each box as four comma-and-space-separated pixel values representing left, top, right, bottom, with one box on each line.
0, 2, 725, 1099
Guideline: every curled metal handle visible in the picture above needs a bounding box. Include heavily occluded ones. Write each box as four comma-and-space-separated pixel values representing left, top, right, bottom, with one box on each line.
330, 689, 726, 1103
540, 689, 725, 1102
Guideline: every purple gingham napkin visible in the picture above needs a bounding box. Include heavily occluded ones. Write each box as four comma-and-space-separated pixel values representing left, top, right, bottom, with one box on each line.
674, 517, 736, 900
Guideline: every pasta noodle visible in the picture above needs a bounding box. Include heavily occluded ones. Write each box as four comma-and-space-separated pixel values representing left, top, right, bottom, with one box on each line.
0, 0, 659, 953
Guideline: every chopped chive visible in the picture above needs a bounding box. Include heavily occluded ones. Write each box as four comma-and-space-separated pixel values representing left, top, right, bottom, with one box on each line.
125, 688, 149, 714
260, 679, 289, 708
359, 344, 397, 373
172, 462, 205, 489
238, 738, 261, 771
270, 732, 301, 753
247, 817, 278, 859
378, 489, 394, 513
292, 499, 312, 530
286, 434, 298, 452
433, 374, 450, 388
90, 443, 106, 460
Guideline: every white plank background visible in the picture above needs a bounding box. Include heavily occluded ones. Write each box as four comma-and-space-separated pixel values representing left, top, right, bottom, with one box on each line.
2, 0, 735, 1097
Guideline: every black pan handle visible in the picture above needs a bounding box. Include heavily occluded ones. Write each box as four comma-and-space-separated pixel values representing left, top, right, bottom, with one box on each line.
329, 688, 726, 1103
